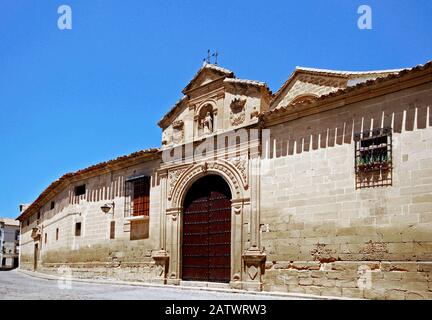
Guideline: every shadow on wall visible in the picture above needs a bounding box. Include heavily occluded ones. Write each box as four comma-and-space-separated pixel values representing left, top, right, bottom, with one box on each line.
268, 89, 432, 157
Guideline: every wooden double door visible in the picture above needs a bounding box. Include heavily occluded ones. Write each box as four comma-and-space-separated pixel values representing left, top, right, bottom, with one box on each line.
182, 175, 231, 283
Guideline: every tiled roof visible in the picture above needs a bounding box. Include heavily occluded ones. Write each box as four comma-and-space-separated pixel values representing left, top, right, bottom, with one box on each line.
271, 66, 403, 107
158, 96, 188, 128
295, 66, 404, 77
264, 60, 432, 118
223, 77, 267, 87
182, 63, 235, 93
17, 148, 160, 221
202, 63, 234, 75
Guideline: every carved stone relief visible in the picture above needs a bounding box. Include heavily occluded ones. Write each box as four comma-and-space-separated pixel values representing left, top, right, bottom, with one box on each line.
230, 156, 248, 188
172, 120, 184, 144
170, 160, 244, 208
230, 98, 246, 126
162, 130, 171, 146
167, 168, 187, 200
250, 106, 259, 119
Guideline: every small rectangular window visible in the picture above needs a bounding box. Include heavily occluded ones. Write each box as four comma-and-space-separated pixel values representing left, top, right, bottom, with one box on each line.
110, 221, 115, 239
50, 201, 55, 210
354, 127, 392, 189
26, 220, 29, 227
37, 211, 41, 220
74, 185, 86, 196
44, 233, 47, 244
75, 222, 81, 237
56, 228, 59, 241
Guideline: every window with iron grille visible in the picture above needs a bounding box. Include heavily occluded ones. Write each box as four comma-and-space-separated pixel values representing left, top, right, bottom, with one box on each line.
124, 176, 150, 217
354, 127, 392, 189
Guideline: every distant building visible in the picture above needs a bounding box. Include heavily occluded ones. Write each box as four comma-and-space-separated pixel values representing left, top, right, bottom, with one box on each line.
0, 218, 20, 269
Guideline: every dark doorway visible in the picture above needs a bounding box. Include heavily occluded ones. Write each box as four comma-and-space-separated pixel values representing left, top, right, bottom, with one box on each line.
34, 243, 38, 271
182, 175, 231, 283
13, 257, 19, 268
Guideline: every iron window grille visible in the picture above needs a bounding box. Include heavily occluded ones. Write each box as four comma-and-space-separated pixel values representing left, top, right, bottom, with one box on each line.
124, 175, 150, 218
354, 126, 392, 189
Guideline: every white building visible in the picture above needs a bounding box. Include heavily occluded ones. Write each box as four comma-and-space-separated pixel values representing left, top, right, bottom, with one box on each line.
0, 218, 20, 269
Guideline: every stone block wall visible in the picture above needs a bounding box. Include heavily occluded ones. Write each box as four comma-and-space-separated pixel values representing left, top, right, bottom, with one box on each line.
260, 82, 432, 299
19, 158, 161, 282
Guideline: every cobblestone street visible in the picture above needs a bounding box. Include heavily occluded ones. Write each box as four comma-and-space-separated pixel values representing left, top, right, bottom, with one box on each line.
0, 270, 305, 300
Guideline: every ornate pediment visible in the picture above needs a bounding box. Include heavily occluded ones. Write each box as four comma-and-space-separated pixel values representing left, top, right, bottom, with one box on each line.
182, 64, 234, 94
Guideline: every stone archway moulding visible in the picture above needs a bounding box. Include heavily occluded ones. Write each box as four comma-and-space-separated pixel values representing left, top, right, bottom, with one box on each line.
195, 99, 218, 117
169, 159, 246, 209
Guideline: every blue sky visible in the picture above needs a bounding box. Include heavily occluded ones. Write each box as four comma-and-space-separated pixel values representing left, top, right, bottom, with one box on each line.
0, 0, 431, 218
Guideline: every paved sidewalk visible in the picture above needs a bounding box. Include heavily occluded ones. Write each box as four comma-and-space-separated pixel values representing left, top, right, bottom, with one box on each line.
0, 269, 326, 300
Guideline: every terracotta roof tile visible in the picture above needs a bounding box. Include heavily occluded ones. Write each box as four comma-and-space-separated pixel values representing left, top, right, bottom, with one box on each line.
270, 66, 404, 107
263, 60, 432, 118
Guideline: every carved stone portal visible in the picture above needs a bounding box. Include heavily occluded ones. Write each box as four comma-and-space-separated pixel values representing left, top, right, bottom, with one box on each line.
230, 98, 246, 126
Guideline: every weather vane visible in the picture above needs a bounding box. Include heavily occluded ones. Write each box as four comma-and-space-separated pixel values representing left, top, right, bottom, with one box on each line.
203, 49, 219, 65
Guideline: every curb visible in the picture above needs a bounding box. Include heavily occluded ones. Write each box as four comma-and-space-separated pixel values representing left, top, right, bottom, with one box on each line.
17, 269, 348, 300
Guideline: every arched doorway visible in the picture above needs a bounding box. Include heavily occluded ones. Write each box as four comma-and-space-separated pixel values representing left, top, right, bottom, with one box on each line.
182, 175, 232, 283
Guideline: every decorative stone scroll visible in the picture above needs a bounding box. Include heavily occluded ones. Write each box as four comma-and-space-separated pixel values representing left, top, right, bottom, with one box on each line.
230, 156, 248, 189
167, 167, 188, 200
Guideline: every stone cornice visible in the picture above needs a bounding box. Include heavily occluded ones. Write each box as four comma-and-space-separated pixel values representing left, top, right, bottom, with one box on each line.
263, 63, 432, 127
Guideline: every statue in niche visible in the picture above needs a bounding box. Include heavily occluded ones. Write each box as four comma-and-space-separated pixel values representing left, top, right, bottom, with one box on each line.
201, 111, 213, 134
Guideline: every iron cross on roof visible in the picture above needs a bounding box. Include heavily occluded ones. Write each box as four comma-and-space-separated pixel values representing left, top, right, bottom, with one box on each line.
203, 49, 219, 65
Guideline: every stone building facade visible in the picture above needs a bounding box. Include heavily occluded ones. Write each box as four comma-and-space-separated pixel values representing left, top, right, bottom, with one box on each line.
17, 61, 432, 299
